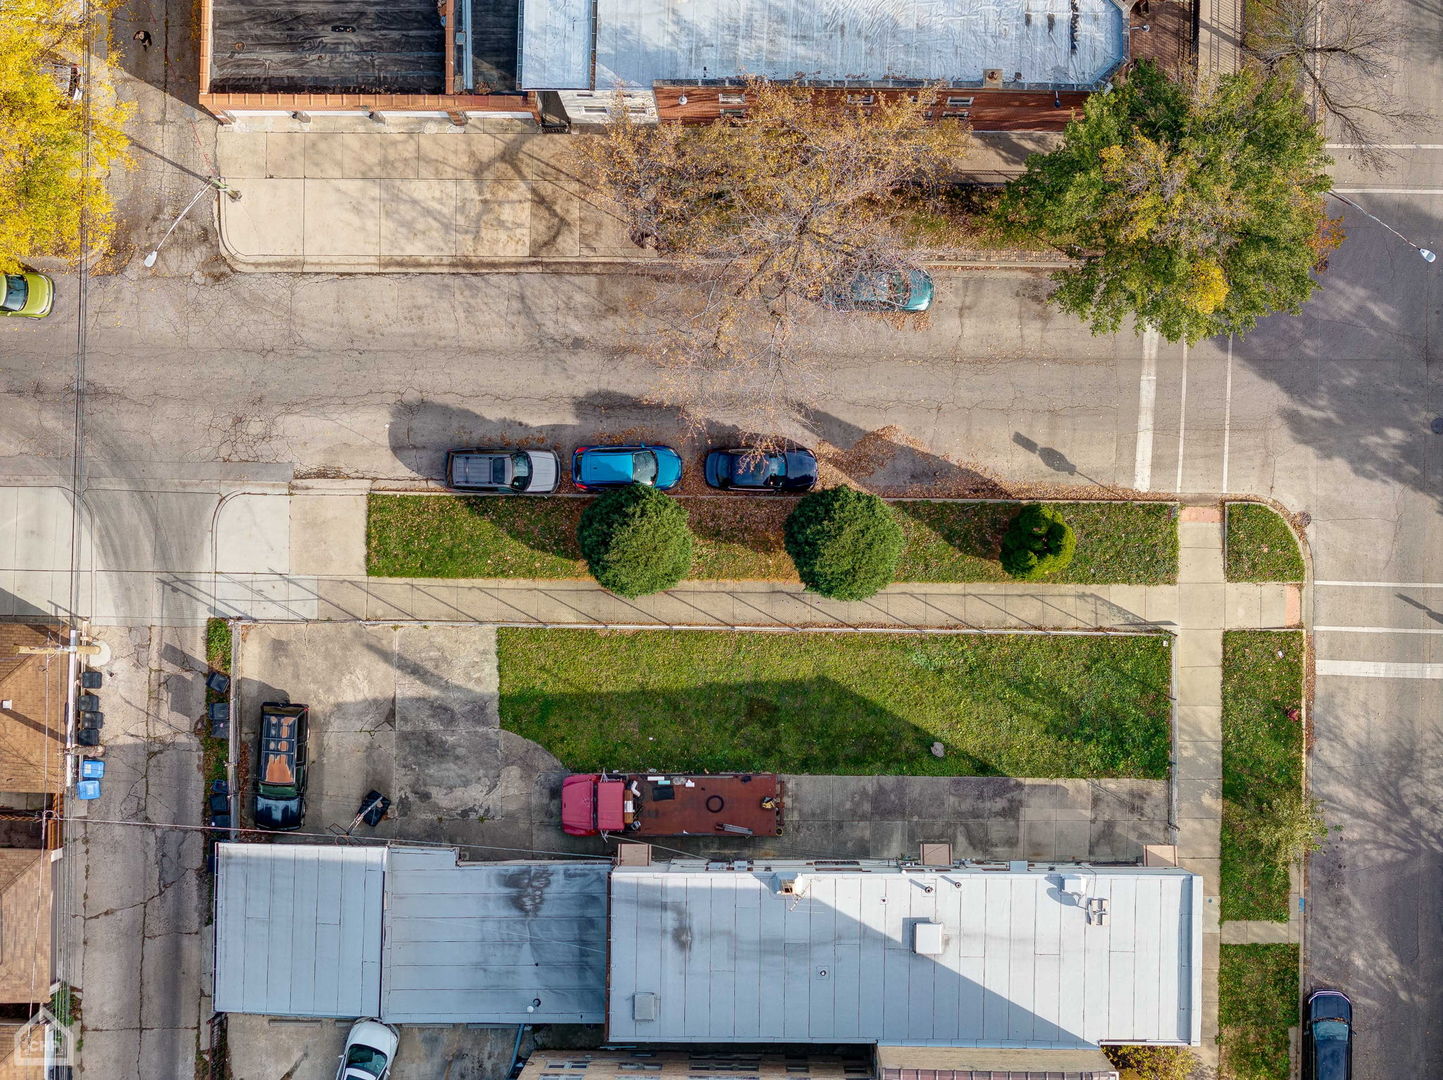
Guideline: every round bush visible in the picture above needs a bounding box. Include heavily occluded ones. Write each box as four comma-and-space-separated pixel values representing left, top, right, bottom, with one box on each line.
783, 486, 903, 601
999, 503, 1077, 580
577, 485, 694, 598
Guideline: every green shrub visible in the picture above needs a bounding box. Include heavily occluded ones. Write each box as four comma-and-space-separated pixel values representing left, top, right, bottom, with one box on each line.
783, 486, 904, 600
999, 503, 1077, 580
1103, 1045, 1198, 1080
577, 486, 694, 598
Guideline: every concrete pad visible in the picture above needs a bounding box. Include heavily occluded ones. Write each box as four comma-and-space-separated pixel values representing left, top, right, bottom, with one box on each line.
1176, 777, 1223, 818
1021, 818, 1057, 859
341, 132, 420, 179
1142, 589, 1179, 626
13, 486, 73, 569
222, 179, 306, 257
218, 130, 268, 179
1054, 817, 1092, 858
215, 493, 290, 573
1102, 584, 1149, 622
1176, 662, 1222, 707
378, 180, 457, 257
266, 132, 307, 178
303, 133, 347, 179
1177, 817, 1222, 858
529, 183, 581, 256
289, 494, 366, 575
1177, 631, 1223, 668
303, 179, 381, 257
1178, 518, 1222, 545
227, 1016, 345, 1080
577, 194, 652, 258
1176, 704, 1222, 741
1180, 544, 1226, 584
418, 132, 473, 179
1178, 584, 1225, 628
1259, 585, 1291, 627
1223, 583, 1263, 628
457, 180, 531, 257
1175, 739, 1221, 779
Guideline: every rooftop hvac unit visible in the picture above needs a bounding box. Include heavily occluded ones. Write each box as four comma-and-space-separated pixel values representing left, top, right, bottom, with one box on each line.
913, 921, 945, 955
633, 992, 658, 1021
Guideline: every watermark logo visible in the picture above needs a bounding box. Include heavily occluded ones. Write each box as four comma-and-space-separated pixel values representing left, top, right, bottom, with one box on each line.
9, 1005, 74, 1070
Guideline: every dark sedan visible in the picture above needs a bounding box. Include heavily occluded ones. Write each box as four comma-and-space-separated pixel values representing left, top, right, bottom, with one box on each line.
704, 448, 818, 492
1303, 989, 1352, 1080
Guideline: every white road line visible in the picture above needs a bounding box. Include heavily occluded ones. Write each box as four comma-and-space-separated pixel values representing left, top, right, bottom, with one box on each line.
1316, 625, 1443, 635
1134, 327, 1159, 491
1332, 188, 1443, 195
1317, 659, 1443, 679
1174, 341, 1188, 494
1316, 580, 1443, 589
1327, 144, 1443, 149
1220, 334, 1233, 493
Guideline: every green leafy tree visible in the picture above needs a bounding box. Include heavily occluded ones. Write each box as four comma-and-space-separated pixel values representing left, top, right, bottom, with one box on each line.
1000, 504, 1077, 580
783, 486, 903, 601
1251, 788, 1329, 865
577, 486, 694, 598
993, 62, 1337, 344
0, 0, 132, 272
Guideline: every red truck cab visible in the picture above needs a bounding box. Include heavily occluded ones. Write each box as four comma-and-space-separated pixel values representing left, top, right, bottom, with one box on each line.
562, 774, 626, 835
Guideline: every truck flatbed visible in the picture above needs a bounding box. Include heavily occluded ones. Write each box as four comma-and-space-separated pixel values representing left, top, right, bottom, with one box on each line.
561, 772, 785, 837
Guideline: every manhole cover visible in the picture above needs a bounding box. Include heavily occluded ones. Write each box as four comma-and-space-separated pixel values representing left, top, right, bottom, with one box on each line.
1432, 417, 1443, 434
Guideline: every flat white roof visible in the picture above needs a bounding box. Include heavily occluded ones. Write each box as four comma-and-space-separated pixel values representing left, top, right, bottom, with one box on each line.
607, 863, 1203, 1047
521, 0, 1126, 91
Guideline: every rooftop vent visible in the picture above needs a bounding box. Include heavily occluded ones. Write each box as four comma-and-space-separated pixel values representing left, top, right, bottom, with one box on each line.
913, 921, 944, 955
983, 68, 1005, 86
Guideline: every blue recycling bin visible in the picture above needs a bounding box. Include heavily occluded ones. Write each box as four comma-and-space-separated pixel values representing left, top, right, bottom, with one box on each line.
79, 758, 105, 780
76, 779, 101, 800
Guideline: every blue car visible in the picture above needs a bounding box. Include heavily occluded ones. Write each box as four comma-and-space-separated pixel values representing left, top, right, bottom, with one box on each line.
1303, 989, 1352, 1080
826, 269, 934, 313
571, 444, 683, 492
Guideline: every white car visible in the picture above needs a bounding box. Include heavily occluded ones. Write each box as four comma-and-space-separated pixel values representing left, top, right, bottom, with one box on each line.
336, 1019, 399, 1080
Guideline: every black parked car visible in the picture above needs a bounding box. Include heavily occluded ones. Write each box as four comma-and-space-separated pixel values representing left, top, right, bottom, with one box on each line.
1303, 989, 1352, 1080
254, 702, 309, 831
704, 448, 818, 492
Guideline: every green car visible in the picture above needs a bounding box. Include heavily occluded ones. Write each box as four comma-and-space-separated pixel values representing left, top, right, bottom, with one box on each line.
1, 273, 55, 319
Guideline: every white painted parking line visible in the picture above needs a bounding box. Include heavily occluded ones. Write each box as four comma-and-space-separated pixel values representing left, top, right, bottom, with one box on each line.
1316, 580, 1443, 589
1316, 625, 1443, 635
1134, 327, 1159, 491
1317, 659, 1443, 679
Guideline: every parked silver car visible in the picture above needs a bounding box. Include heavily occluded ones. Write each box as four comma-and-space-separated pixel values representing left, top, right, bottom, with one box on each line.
444, 448, 560, 494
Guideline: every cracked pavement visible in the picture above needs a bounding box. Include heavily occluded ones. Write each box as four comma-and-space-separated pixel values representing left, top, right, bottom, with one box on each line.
63, 625, 206, 1080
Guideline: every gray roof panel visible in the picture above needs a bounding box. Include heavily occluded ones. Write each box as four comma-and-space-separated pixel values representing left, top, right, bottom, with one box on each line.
214, 844, 385, 1018
379, 849, 610, 1024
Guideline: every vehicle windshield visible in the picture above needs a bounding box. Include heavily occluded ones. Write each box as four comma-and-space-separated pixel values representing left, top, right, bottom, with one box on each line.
734, 455, 785, 484
509, 453, 532, 491
344, 1044, 389, 1077
2, 276, 26, 312
632, 451, 658, 483
1313, 1019, 1349, 1041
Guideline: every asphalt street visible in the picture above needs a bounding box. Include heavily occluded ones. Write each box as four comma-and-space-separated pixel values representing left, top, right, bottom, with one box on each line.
3, 0, 1443, 1073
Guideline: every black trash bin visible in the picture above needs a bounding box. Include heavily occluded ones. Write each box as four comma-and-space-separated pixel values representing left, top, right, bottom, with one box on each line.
80, 670, 102, 689
205, 672, 230, 695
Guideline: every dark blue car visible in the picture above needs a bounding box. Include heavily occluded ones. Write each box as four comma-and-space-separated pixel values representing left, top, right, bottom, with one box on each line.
704, 447, 818, 492
571, 444, 683, 491
1303, 989, 1352, 1080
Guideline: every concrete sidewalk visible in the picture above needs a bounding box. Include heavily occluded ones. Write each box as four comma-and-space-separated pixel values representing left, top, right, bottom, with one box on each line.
213, 119, 1060, 273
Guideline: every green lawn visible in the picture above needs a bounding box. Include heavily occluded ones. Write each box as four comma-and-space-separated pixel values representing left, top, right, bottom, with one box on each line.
498, 628, 1172, 777
1221, 630, 1305, 922
1225, 503, 1305, 583
369, 495, 1177, 584
1219, 944, 1299, 1080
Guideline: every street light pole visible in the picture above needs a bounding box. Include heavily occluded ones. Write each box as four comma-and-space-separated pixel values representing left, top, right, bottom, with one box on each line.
142, 177, 242, 268
1328, 190, 1437, 263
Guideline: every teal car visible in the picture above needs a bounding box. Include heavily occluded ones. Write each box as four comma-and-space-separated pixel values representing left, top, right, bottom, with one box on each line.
571, 444, 683, 491
828, 269, 934, 313
1, 273, 55, 319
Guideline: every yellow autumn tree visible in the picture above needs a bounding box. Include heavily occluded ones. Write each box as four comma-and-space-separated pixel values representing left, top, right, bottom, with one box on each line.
0, 0, 131, 273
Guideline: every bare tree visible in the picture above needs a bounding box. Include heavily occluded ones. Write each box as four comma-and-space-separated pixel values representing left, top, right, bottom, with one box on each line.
573, 78, 970, 441
1243, 0, 1429, 163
